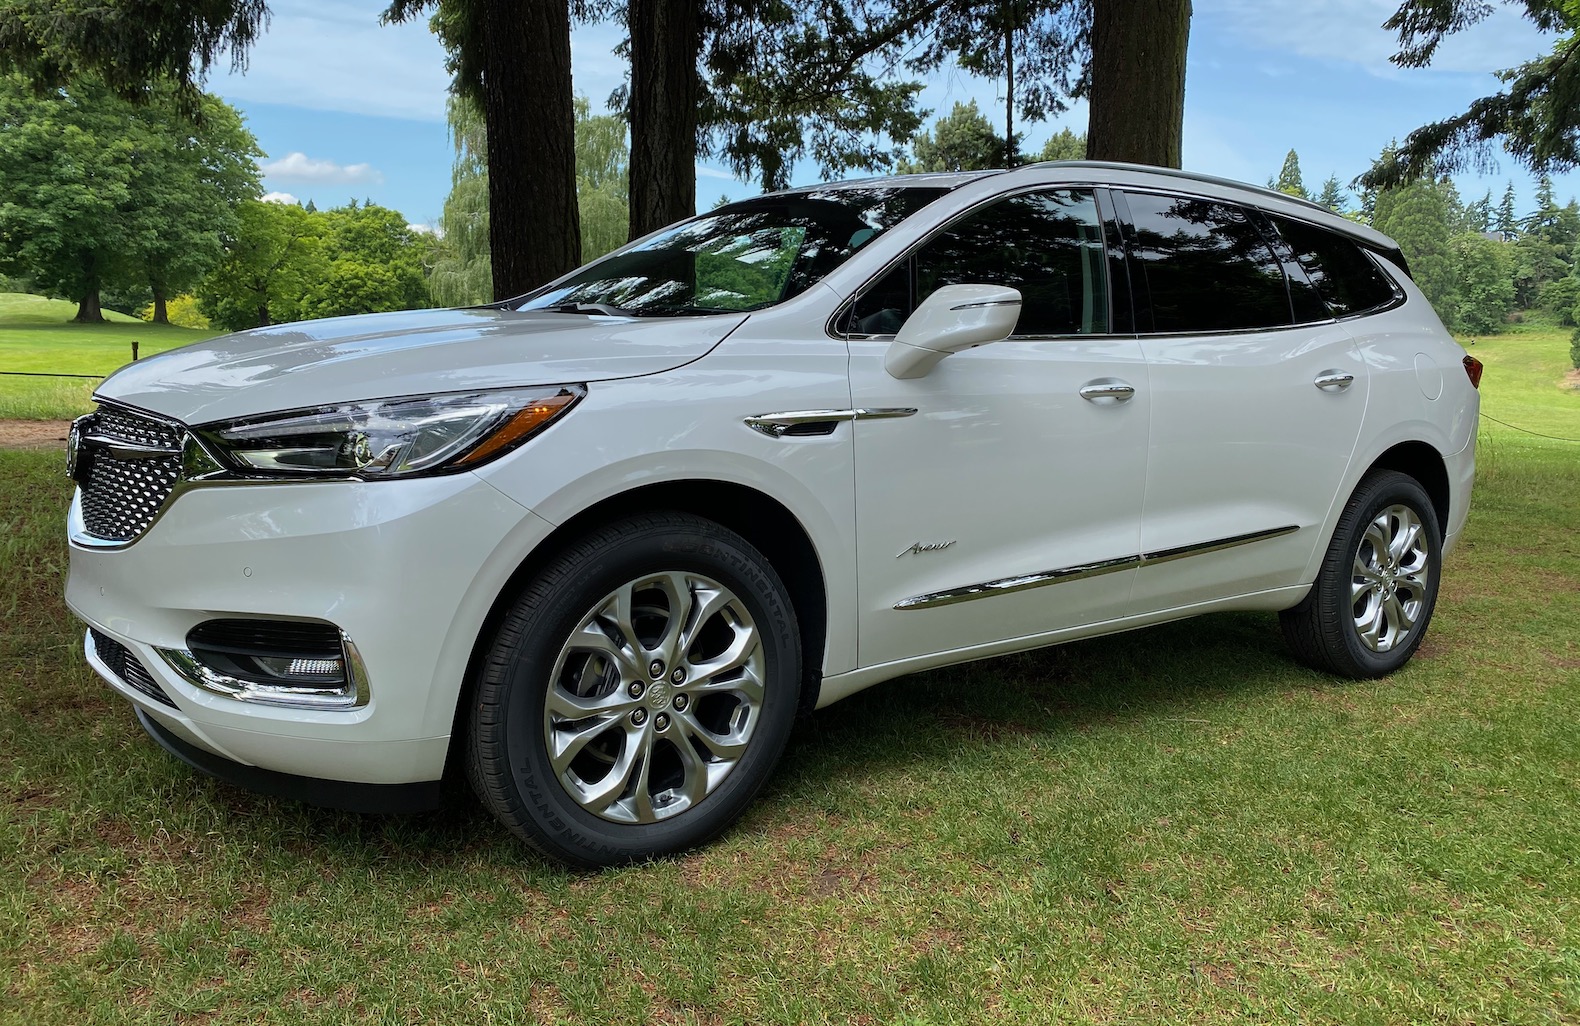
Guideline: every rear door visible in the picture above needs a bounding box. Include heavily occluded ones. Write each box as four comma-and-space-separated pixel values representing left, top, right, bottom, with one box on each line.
1116, 190, 1371, 611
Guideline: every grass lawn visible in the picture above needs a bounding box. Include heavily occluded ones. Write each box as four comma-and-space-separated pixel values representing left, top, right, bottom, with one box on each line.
0, 293, 218, 420
0, 310, 1577, 1024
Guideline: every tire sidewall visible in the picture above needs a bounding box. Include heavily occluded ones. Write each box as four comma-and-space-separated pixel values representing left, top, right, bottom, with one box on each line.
484, 519, 800, 864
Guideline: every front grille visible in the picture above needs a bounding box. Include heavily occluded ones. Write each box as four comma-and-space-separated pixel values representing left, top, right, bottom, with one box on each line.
78, 405, 183, 543
90, 629, 177, 708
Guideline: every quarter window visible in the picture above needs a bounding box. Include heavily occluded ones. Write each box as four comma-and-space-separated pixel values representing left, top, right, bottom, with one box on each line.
1123, 193, 1291, 333
845, 189, 1111, 336
1268, 215, 1400, 317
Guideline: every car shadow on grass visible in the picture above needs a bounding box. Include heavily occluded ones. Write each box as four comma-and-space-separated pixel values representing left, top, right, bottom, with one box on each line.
116, 609, 1325, 874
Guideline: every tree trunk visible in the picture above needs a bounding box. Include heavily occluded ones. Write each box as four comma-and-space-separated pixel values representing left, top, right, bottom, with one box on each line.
1005, 4, 1015, 167
480, 0, 580, 300
628, 0, 702, 239
151, 287, 169, 325
74, 263, 103, 323
1086, 0, 1192, 168
256, 303, 271, 328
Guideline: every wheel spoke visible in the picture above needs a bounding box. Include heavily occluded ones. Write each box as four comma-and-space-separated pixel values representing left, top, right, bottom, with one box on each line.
1351, 578, 1376, 604
1353, 555, 1383, 584
676, 708, 750, 762
1389, 510, 1423, 563
574, 726, 645, 816
681, 583, 733, 653
690, 625, 760, 686
567, 619, 642, 680
1384, 593, 1413, 637
668, 731, 714, 808
545, 684, 638, 720
549, 713, 623, 775
1358, 600, 1387, 650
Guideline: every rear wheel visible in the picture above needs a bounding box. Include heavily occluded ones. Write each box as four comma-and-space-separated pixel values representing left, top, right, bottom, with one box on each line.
1281, 470, 1442, 678
467, 512, 800, 867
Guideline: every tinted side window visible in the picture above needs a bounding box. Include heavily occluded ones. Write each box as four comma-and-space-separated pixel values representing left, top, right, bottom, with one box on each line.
1268, 215, 1399, 317
1123, 193, 1291, 333
917, 190, 1110, 336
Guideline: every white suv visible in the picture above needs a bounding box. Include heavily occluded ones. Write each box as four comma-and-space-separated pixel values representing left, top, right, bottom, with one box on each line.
66, 162, 1481, 866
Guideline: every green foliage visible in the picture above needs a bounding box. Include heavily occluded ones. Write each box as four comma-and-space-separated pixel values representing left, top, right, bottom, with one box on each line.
1372, 179, 1460, 321
898, 101, 1011, 173
1038, 127, 1086, 161
303, 201, 433, 319
139, 294, 210, 329
1448, 232, 1516, 333
1538, 275, 1580, 324
0, 74, 258, 321
196, 200, 327, 331
1571, 326, 1580, 368
429, 95, 632, 308
1315, 175, 1348, 213
1273, 149, 1308, 200
1361, 2, 1580, 188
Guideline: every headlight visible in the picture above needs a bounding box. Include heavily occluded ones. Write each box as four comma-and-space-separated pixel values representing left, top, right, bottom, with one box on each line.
197, 386, 585, 479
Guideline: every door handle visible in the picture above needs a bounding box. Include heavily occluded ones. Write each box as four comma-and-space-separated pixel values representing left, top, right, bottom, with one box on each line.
1079, 380, 1136, 403
1314, 370, 1355, 392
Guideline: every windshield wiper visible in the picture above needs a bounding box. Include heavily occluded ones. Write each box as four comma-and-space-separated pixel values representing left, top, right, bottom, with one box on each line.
541, 301, 640, 316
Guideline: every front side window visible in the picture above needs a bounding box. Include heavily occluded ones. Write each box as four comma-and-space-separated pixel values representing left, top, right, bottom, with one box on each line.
845, 189, 1111, 337
1123, 193, 1291, 333
518, 187, 947, 316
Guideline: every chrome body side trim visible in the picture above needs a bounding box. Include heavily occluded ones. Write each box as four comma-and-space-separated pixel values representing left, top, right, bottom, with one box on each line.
744, 407, 917, 437
894, 525, 1300, 611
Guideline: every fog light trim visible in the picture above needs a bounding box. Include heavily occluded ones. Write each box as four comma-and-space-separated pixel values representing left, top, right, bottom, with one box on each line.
157, 629, 371, 710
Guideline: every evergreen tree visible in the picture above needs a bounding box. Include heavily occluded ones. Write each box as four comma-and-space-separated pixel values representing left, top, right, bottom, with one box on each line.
1372, 179, 1460, 324
1495, 182, 1519, 240
1464, 190, 1493, 234
1316, 175, 1348, 214
898, 101, 1012, 173
1449, 233, 1515, 333
1274, 149, 1308, 200
1038, 127, 1087, 161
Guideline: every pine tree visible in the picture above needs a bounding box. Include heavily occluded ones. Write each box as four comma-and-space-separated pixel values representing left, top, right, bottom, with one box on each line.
1316, 175, 1347, 214
1274, 149, 1307, 200
1496, 182, 1519, 240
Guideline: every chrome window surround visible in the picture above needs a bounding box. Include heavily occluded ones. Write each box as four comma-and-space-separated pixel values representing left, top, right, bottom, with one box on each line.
156, 630, 373, 710
895, 525, 1300, 611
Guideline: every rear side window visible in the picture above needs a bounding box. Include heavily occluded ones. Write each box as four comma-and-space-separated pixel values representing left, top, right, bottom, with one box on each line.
1122, 192, 1291, 333
843, 188, 1110, 336
1268, 215, 1400, 317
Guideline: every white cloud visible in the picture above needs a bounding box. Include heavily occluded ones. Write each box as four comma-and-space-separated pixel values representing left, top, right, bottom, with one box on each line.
1201, 0, 1554, 76
262, 152, 384, 185
261, 191, 300, 205
407, 222, 436, 235
695, 165, 738, 181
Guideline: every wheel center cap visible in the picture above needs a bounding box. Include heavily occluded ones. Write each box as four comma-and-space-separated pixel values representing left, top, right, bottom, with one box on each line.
646, 681, 670, 710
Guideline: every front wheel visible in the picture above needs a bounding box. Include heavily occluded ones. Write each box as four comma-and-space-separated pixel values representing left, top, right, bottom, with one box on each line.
1281, 470, 1443, 678
467, 512, 801, 867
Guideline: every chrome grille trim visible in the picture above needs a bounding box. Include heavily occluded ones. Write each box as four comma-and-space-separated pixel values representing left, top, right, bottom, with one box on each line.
88, 628, 177, 708
74, 403, 187, 545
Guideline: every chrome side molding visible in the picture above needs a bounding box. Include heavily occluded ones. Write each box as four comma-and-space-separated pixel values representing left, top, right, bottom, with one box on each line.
895, 525, 1300, 611
744, 408, 917, 438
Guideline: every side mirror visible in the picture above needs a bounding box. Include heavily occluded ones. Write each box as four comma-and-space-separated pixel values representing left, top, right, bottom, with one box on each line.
884, 284, 1022, 379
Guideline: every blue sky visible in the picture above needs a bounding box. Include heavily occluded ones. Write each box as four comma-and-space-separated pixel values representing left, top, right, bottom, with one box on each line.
209, 0, 1580, 229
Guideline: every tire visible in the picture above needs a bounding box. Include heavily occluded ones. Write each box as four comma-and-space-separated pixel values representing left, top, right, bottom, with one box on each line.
1281, 470, 1442, 678
467, 512, 801, 868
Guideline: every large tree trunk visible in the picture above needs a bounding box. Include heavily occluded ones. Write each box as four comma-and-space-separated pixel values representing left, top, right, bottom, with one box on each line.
74, 261, 103, 323
480, 0, 580, 300
151, 287, 169, 325
1086, 0, 1192, 168
628, 0, 702, 239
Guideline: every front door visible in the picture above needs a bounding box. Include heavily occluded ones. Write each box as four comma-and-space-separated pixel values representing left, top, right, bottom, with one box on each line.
845, 188, 1152, 669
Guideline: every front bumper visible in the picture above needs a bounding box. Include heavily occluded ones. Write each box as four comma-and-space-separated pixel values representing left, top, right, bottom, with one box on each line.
68, 470, 554, 791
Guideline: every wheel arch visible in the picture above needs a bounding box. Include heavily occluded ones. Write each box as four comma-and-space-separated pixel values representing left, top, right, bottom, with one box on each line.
443, 479, 829, 779
1360, 440, 1450, 540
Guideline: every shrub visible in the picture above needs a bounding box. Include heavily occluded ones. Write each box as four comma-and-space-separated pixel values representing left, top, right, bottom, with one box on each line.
138, 294, 210, 329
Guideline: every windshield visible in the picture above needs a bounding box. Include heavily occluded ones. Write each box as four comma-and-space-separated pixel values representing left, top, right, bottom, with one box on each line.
516, 186, 950, 316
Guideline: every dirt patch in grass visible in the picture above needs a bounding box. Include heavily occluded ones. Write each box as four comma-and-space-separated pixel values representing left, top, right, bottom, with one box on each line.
1563, 368, 1580, 391
0, 419, 70, 449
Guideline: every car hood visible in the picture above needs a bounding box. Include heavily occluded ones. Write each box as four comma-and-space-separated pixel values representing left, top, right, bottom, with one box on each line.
96, 307, 748, 425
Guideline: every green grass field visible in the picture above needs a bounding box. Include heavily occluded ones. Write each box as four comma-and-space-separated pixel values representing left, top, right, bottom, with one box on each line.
0, 299, 1577, 1024
0, 294, 217, 420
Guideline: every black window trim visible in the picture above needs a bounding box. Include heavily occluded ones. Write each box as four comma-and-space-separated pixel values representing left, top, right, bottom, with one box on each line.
1260, 209, 1409, 323
826, 182, 1129, 343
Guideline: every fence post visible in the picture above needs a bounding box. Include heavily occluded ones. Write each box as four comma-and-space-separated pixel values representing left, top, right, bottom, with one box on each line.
131, 340, 140, 362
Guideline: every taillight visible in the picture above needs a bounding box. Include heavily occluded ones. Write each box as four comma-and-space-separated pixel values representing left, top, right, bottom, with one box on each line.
1463, 355, 1483, 389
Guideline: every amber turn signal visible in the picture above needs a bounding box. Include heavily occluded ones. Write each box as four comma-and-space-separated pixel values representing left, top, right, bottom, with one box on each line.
1462, 355, 1484, 389
455, 388, 584, 466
